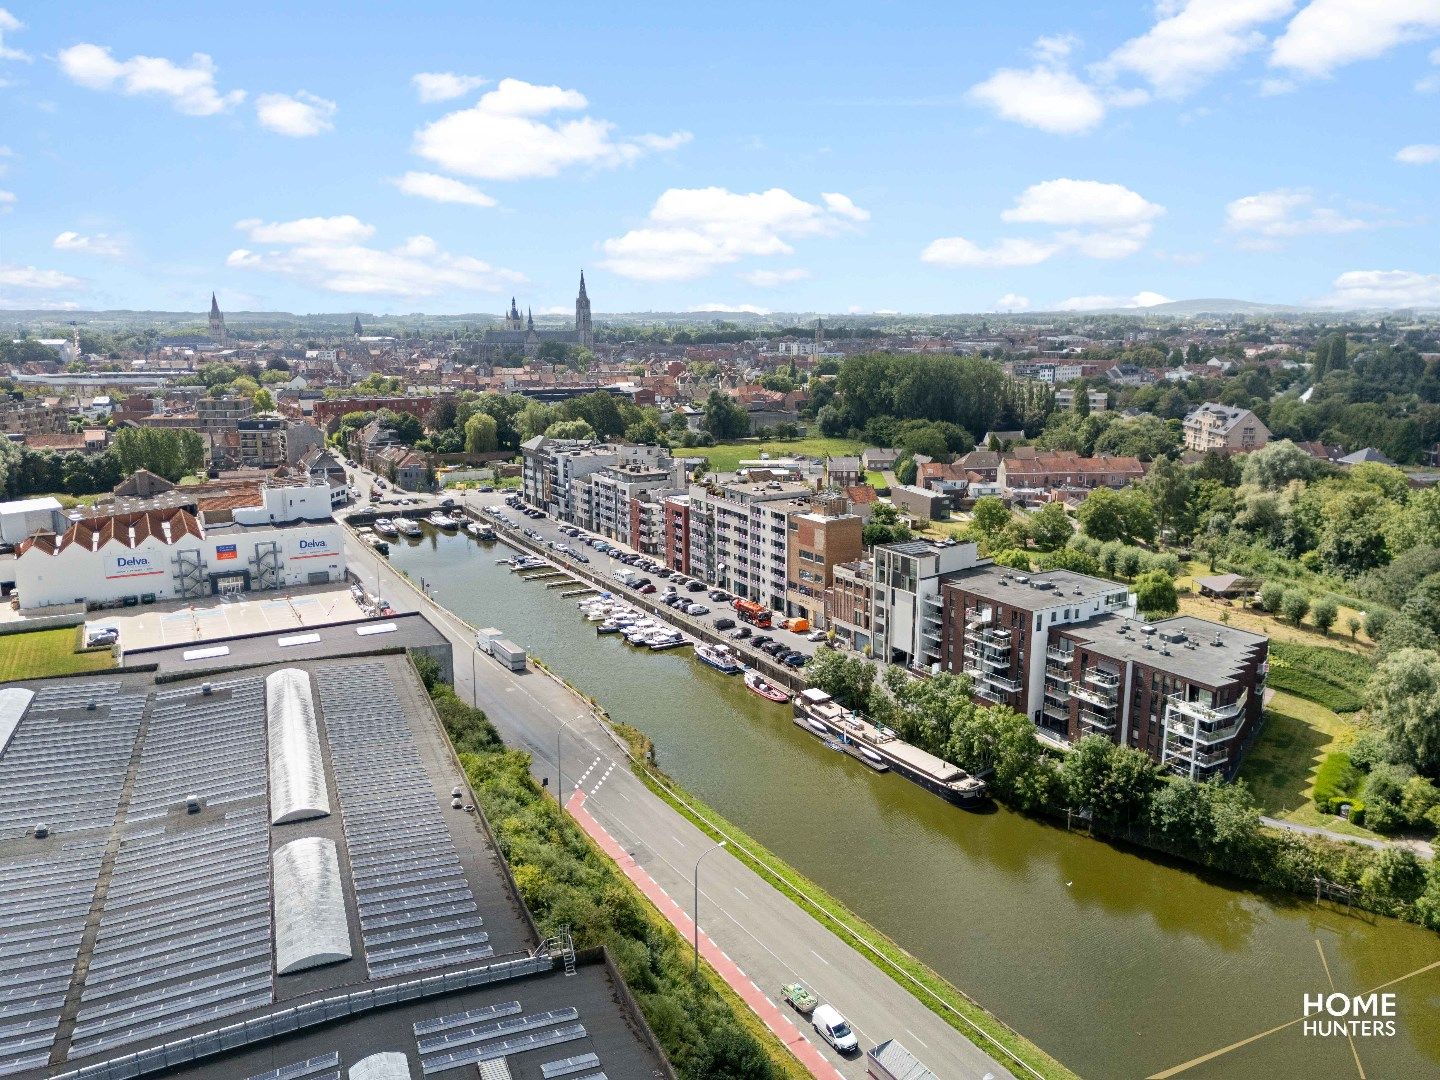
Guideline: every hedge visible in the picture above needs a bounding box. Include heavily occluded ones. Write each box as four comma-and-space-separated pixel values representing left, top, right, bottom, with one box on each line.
1266, 640, 1370, 713
1313, 751, 1362, 813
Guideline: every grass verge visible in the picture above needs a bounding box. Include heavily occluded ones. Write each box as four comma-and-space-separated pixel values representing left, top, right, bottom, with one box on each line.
0, 626, 115, 681
613, 726, 1077, 1080
693, 436, 865, 475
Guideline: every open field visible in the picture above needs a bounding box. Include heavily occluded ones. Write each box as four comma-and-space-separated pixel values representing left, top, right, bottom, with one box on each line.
0, 626, 115, 681
692, 435, 866, 474
1175, 592, 1374, 653
1238, 691, 1380, 840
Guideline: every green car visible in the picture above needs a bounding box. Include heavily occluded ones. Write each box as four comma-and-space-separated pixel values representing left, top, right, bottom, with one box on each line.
781, 983, 819, 1016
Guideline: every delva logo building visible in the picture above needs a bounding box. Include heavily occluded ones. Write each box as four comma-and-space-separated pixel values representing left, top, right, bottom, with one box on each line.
12, 504, 347, 611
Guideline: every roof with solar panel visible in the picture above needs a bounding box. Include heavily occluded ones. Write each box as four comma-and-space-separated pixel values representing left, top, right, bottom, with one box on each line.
0, 655, 665, 1080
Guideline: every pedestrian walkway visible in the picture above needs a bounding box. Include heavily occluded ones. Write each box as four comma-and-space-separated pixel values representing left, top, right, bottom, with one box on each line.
568, 788, 847, 1080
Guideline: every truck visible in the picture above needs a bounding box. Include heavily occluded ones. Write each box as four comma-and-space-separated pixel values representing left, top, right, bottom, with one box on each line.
733, 598, 772, 628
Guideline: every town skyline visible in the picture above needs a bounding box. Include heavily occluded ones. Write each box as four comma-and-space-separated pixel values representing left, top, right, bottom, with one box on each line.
1, 2, 1438, 316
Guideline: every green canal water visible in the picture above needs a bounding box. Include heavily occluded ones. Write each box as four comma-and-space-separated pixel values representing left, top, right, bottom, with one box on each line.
387, 529, 1440, 1080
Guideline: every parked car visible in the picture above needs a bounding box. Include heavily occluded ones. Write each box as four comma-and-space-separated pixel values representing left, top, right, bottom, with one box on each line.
686, 580, 706, 592
714, 617, 736, 631
637, 583, 656, 594
688, 605, 710, 616
811, 1005, 858, 1055
751, 635, 773, 649
731, 626, 752, 640
807, 629, 827, 642
783, 652, 807, 668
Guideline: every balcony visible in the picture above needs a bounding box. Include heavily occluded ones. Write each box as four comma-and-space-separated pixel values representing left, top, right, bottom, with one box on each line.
1041, 704, 1070, 724
966, 609, 993, 629
1046, 647, 1072, 665
1070, 683, 1116, 709
1167, 693, 1246, 723
1079, 710, 1117, 733
1164, 743, 1230, 769
963, 646, 1011, 670
1164, 714, 1242, 744
1084, 667, 1121, 690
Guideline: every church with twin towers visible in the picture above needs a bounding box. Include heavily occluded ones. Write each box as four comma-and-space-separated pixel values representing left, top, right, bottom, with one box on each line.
478, 271, 594, 360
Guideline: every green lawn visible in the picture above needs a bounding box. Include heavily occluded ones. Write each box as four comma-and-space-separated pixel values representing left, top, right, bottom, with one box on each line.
0, 627, 115, 681
691, 436, 866, 474
1237, 691, 1380, 840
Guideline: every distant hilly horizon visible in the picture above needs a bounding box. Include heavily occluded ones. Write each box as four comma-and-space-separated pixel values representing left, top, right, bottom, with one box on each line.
2, 298, 1431, 324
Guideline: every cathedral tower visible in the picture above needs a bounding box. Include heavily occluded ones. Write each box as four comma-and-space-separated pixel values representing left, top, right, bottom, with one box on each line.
209, 293, 226, 344
575, 271, 593, 347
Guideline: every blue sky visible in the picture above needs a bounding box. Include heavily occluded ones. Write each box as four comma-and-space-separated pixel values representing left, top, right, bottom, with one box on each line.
1, 1, 1438, 316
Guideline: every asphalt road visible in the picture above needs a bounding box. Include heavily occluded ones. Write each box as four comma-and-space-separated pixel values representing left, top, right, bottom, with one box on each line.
342, 523, 1018, 1080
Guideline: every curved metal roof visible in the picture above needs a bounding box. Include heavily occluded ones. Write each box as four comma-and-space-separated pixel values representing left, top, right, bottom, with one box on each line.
266, 668, 331, 825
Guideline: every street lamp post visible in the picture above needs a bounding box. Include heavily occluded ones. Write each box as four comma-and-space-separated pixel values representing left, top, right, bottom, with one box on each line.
693, 840, 728, 978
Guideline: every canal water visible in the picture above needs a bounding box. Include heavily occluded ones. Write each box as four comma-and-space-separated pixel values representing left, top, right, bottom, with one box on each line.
386, 529, 1440, 1080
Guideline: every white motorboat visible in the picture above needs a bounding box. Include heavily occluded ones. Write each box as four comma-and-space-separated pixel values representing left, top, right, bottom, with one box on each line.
393, 518, 422, 537
428, 511, 459, 530
372, 517, 399, 538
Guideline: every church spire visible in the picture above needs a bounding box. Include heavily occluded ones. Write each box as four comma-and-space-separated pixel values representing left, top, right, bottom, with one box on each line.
575, 269, 593, 346
526, 307, 534, 330
578, 270, 588, 300
210, 292, 221, 317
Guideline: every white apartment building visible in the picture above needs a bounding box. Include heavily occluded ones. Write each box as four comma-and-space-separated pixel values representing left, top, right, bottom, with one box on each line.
686, 479, 813, 611
869, 540, 985, 671
520, 437, 675, 527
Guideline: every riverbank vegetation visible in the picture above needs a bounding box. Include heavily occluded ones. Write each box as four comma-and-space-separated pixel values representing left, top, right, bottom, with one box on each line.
413, 662, 806, 1080
613, 722, 1080, 1080
805, 649, 1440, 929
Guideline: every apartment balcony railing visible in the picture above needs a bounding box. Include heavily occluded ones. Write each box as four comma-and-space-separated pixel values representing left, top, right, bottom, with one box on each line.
1166, 693, 1246, 723
1042, 703, 1070, 724
963, 645, 1011, 669
1079, 710, 1118, 733
1164, 714, 1242, 744
966, 609, 993, 628
1070, 683, 1116, 709
1163, 743, 1231, 768
1046, 647, 1072, 664
1084, 667, 1121, 690
976, 626, 1011, 644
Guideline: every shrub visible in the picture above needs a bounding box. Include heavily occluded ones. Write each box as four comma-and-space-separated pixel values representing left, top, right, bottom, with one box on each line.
1117, 548, 1143, 578
1280, 589, 1311, 624
1311, 596, 1339, 635
1260, 581, 1285, 613
1365, 607, 1393, 640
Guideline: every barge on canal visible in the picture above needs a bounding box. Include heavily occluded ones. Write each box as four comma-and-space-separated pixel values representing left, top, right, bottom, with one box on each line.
794, 688, 988, 805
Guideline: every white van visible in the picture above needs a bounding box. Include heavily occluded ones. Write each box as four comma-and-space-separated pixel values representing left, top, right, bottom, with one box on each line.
811, 1004, 859, 1054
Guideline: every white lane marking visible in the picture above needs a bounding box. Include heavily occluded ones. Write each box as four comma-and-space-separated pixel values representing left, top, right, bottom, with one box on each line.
734, 886, 749, 900
809, 949, 831, 966
906, 1028, 929, 1048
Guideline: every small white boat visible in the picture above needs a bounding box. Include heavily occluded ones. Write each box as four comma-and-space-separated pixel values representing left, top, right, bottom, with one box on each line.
647, 631, 688, 651
394, 518, 422, 537
696, 643, 742, 675
428, 511, 459, 530
372, 517, 399, 538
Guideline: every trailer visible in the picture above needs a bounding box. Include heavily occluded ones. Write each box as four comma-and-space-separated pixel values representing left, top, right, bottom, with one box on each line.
866, 1039, 938, 1080
490, 639, 527, 672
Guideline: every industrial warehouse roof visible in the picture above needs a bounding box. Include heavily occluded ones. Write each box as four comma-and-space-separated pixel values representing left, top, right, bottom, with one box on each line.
0, 655, 666, 1080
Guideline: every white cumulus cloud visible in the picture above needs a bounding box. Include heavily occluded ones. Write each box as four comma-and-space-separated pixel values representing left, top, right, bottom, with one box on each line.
1395, 143, 1440, 164
0, 188, 14, 208
601, 187, 867, 282
1057, 291, 1172, 311
967, 62, 1107, 135
1224, 188, 1371, 246
1271, 0, 1440, 79
255, 91, 336, 137
926, 179, 1163, 268
53, 231, 126, 257
393, 171, 497, 207
0, 263, 84, 289
236, 215, 375, 245
56, 43, 243, 115
412, 71, 488, 103
1100, 0, 1297, 98
413, 77, 690, 181
995, 293, 1031, 311
1317, 269, 1440, 308
227, 215, 523, 299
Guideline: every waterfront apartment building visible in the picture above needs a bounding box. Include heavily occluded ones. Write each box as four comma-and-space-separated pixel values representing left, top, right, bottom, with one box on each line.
662, 494, 694, 575
785, 495, 864, 629
520, 436, 676, 529
869, 540, 986, 670
936, 564, 1267, 778
584, 457, 686, 546
686, 478, 812, 611
824, 558, 874, 652
1182, 403, 1270, 454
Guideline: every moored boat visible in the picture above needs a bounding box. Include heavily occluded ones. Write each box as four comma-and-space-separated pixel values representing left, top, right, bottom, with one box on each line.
696, 643, 742, 674
428, 511, 459, 530
744, 670, 789, 703
372, 517, 399, 538
394, 517, 422, 537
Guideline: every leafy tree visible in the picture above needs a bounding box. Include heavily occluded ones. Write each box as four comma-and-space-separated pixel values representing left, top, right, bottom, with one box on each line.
464, 412, 499, 455
893, 452, 917, 487
1077, 488, 1142, 542
378, 408, 423, 444
1360, 847, 1427, 904
1240, 439, 1319, 490
1311, 596, 1339, 635
702, 390, 750, 440
110, 427, 205, 481
805, 647, 876, 712
971, 497, 1011, 537
862, 503, 911, 547
1133, 569, 1178, 615
558, 391, 626, 438
1259, 581, 1285, 613
1280, 589, 1311, 624
516, 402, 558, 441
1059, 736, 1161, 827
1401, 574, 1440, 635
1035, 546, 1101, 575
1365, 607, 1393, 641
425, 396, 458, 433
1094, 415, 1181, 461
1369, 648, 1440, 778
252, 388, 274, 412
1028, 502, 1072, 551
544, 419, 596, 441
1142, 456, 1193, 540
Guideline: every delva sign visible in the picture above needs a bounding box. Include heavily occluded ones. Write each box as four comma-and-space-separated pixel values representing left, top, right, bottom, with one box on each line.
294, 537, 333, 559
107, 554, 163, 579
